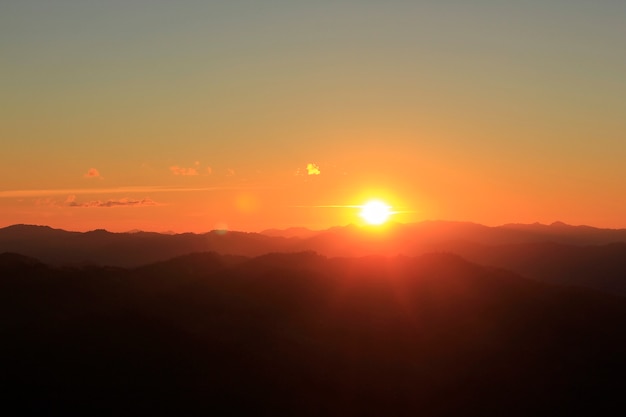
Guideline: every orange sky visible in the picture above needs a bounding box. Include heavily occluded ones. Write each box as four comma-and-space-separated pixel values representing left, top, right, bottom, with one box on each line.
2, 1, 626, 232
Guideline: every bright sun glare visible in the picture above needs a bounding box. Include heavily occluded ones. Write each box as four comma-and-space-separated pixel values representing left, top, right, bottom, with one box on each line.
359, 200, 392, 225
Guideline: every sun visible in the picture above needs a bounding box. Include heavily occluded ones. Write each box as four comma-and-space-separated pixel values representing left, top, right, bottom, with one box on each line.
359, 200, 392, 225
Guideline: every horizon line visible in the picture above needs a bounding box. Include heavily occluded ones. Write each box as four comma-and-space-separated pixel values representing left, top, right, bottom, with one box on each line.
0, 219, 619, 235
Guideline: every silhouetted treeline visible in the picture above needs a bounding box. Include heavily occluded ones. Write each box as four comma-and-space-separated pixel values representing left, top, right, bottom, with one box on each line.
1, 251, 624, 416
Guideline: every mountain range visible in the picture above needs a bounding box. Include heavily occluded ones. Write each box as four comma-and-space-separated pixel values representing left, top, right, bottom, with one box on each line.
1, 250, 624, 416
2, 221, 626, 294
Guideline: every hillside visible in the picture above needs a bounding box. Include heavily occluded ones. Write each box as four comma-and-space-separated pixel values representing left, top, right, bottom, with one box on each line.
1, 252, 624, 416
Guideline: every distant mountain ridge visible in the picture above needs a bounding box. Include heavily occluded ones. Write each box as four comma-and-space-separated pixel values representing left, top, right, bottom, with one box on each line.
260, 227, 322, 239
3, 221, 626, 294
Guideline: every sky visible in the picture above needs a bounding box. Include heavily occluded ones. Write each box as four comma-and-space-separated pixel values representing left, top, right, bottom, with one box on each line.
2, 0, 625, 232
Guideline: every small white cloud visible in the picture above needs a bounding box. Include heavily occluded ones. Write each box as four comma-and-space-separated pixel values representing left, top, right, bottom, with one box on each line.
306, 163, 321, 176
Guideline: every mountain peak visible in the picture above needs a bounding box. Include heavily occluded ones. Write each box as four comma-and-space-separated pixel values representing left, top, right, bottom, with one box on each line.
550, 221, 570, 227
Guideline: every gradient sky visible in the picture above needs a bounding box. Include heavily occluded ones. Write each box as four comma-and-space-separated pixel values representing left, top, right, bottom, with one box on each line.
2, 0, 625, 232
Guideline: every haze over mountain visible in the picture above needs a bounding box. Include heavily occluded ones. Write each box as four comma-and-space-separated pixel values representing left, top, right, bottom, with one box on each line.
3, 221, 626, 294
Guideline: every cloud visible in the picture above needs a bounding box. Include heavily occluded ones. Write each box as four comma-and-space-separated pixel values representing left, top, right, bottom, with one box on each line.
227, 168, 235, 177
306, 163, 321, 176
170, 165, 199, 176
84, 168, 102, 179
0, 186, 258, 198
169, 161, 209, 176
68, 198, 158, 208
34, 197, 58, 207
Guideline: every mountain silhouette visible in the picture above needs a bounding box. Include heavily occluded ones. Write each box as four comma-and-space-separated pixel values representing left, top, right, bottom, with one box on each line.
1, 252, 624, 416
260, 226, 321, 239
3, 221, 626, 294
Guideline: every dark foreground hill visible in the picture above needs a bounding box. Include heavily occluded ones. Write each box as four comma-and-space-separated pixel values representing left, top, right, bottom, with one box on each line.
1, 251, 624, 416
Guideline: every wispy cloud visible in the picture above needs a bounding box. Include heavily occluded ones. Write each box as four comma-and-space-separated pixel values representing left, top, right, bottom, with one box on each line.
0, 186, 266, 198
169, 161, 212, 176
170, 165, 199, 176
34, 197, 59, 207
68, 198, 158, 208
290, 204, 415, 214
84, 168, 102, 179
